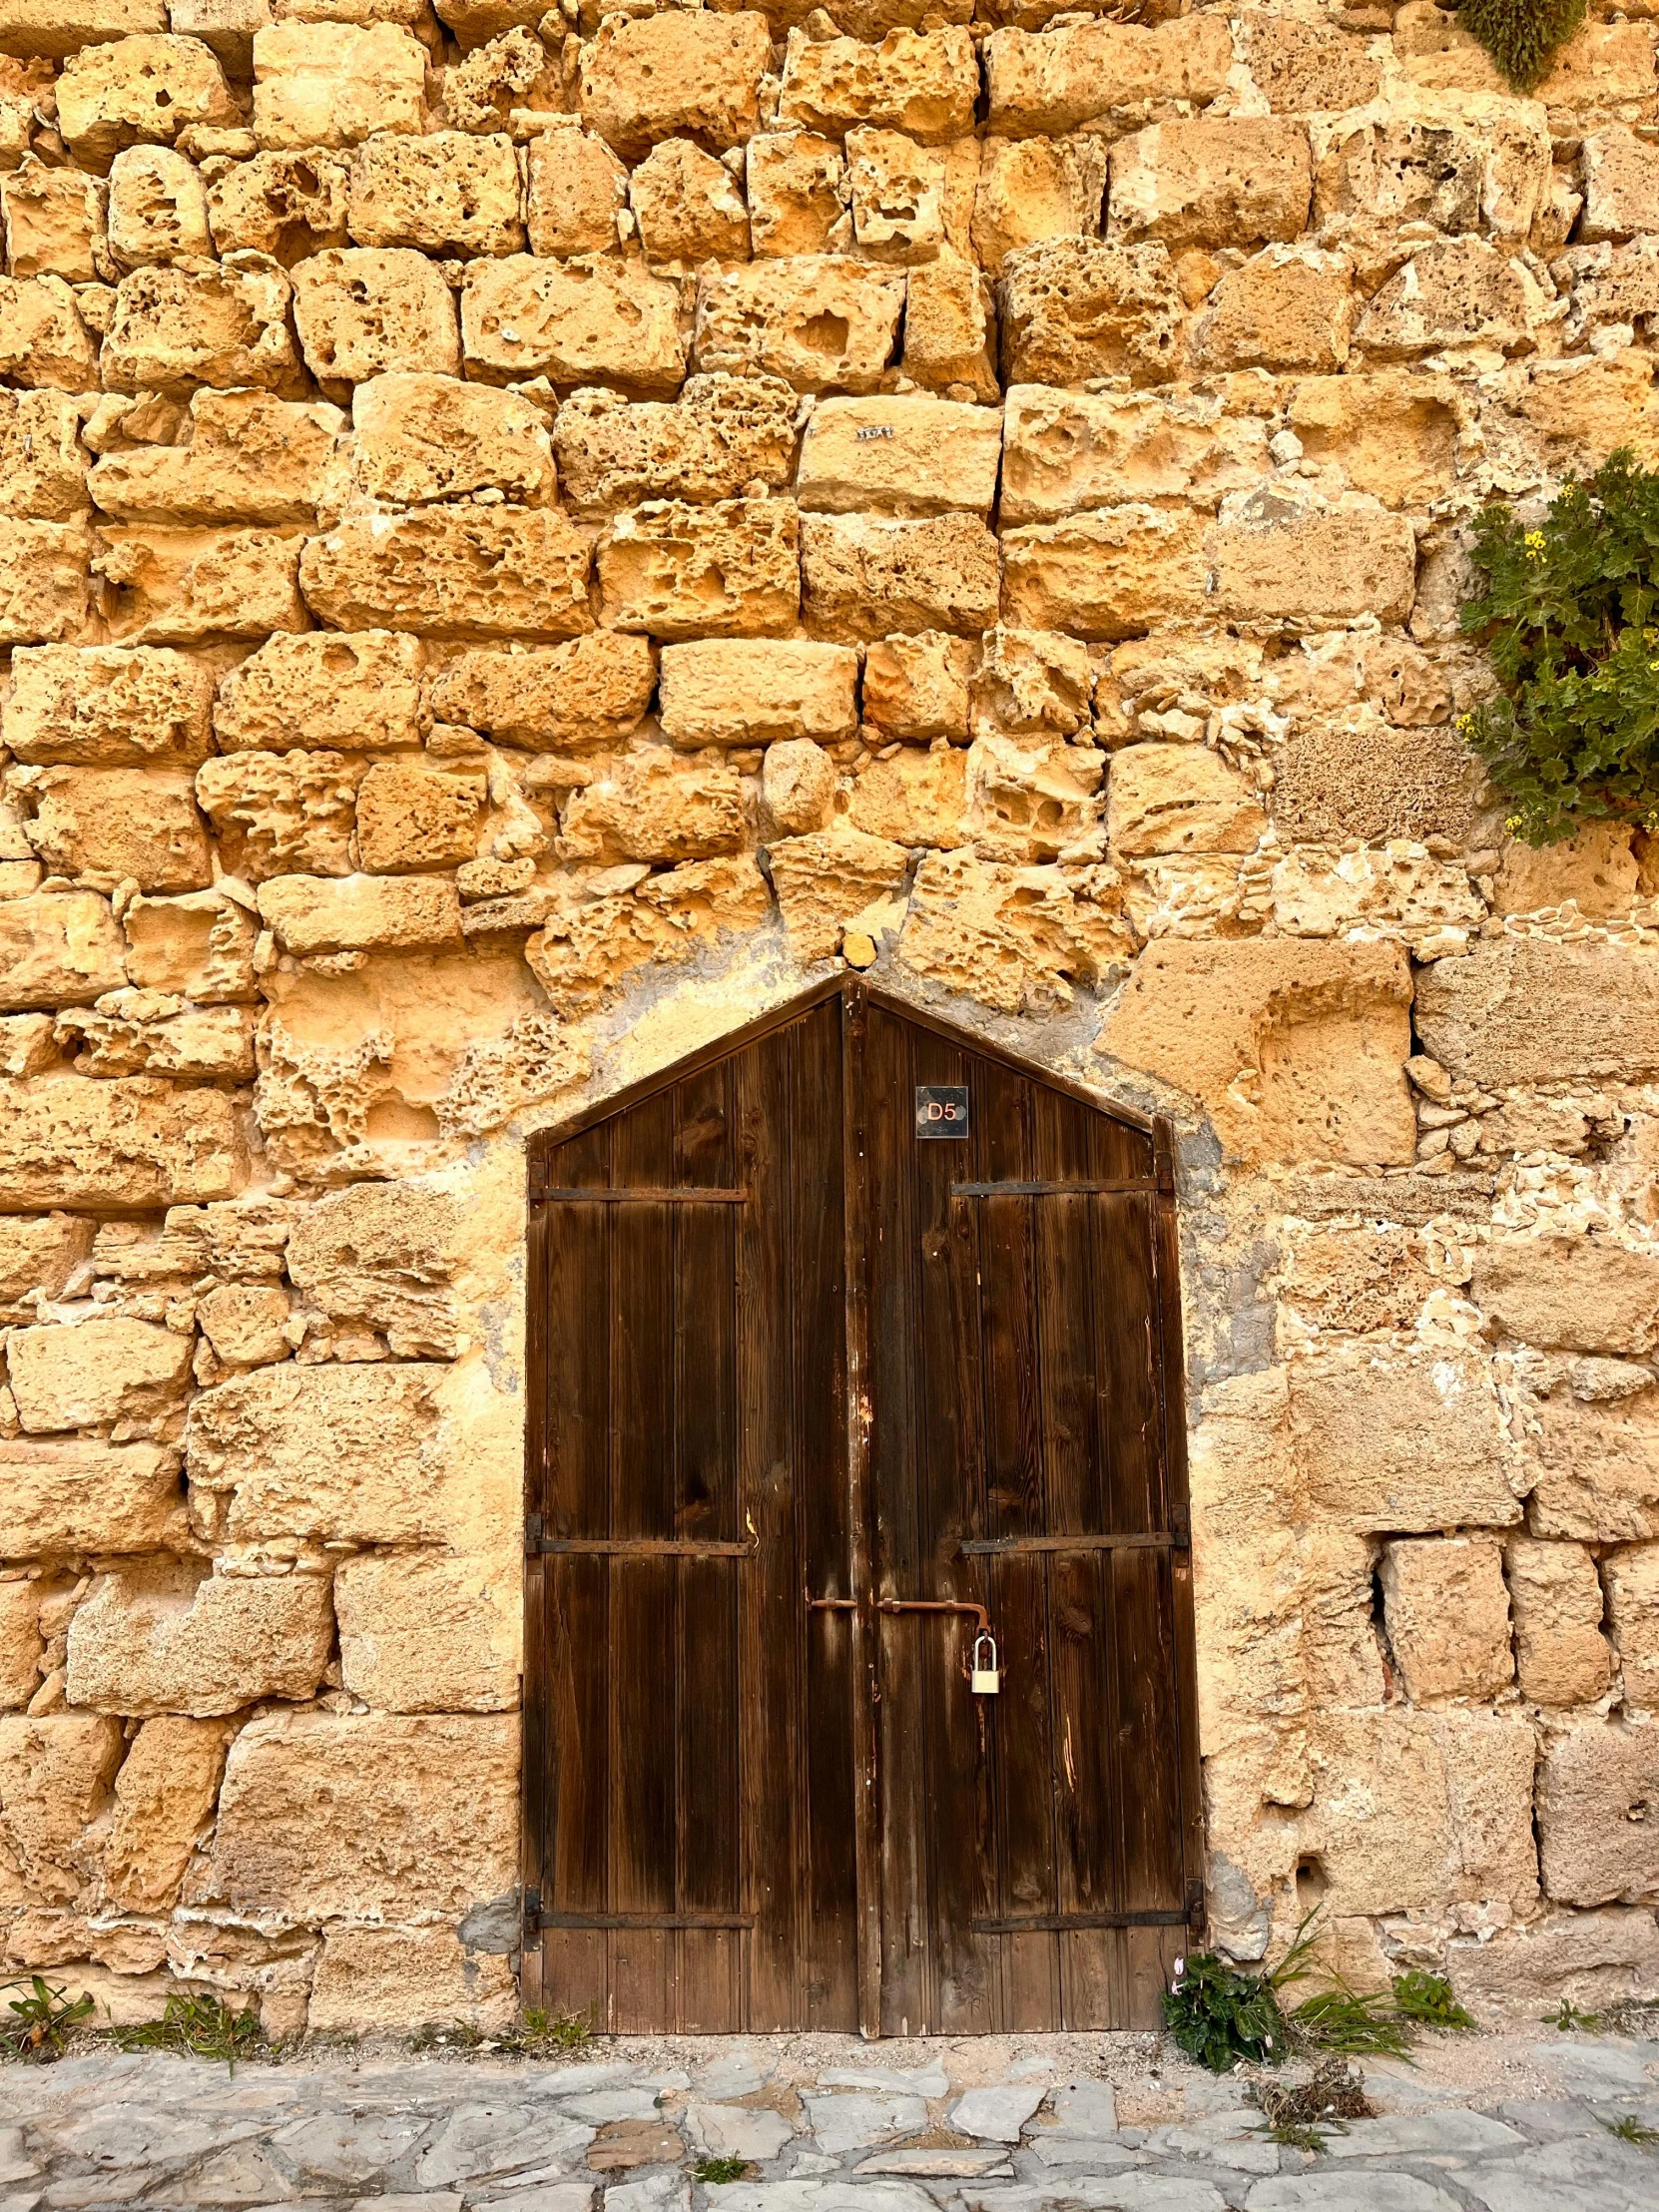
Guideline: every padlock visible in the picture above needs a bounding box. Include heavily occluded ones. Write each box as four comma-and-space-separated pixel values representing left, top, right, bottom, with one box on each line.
970, 1632, 1000, 1696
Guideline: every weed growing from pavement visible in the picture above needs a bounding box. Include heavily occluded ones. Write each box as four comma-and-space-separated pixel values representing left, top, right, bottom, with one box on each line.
411, 2006, 596, 2059
693, 2155, 750, 2182
1391, 1971, 1476, 2032
1605, 2115, 1659, 2148
109, 1992, 266, 2072
0, 1976, 94, 2063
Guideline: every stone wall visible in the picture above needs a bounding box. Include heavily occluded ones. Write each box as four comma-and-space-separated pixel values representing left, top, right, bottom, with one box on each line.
2, 0, 1659, 2035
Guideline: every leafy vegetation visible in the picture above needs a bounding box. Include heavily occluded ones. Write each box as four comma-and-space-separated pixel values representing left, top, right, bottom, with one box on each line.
1290, 1983, 1413, 2059
1544, 1997, 1603, 2032
1605, 2114, 1659, 2148
1163, 1949, 1290, 2071
1391, 1970, 1476, 2032
1454, 0, 1585, 91
1458, 450, 1659, 845
693, 2155, 750, 2183
1253, 2056, 1374, 2152
109, 1992, 265, 2071
411, 2005, 595, 2059
0, 1976, 94, 2064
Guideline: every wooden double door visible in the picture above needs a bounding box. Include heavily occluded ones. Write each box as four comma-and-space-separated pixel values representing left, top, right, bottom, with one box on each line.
524, 979, 1203, 2035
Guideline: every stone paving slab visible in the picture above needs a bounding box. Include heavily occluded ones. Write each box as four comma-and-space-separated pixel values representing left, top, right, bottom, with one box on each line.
2, 2031, 1659, 2212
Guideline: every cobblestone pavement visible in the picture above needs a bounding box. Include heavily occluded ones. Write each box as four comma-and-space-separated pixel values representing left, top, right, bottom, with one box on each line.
4, 2029, 1659, 2212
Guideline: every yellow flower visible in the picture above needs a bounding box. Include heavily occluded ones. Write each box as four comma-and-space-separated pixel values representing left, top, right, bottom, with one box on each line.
1523, 529, 1547, 557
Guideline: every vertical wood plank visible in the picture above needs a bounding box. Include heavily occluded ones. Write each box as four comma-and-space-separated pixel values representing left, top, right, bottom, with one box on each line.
843, 982, 883, 2039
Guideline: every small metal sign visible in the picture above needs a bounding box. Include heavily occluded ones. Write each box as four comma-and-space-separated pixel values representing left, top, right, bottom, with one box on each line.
914, 1085, 970, 1139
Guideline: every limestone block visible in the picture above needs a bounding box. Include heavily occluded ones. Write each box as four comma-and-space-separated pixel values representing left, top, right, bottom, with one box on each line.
1607, 1547, 1659, 1709
195, 750, 357, 881
89, 389, 344, 527
105, 146, 210, 270
1238, 10, 1382, 113
201, 1708, 517, 1916
1288, 1350, 1516, 1531
1448, 1906, 1659, 2022
214, 630, 424, 754
1581, 126, 1659, 243
1379, 1535, 1512, 1703
796, 395, 1000, 517
896, 253, 996, 400
0, 1714, 124, 1904
998, 237, 1182, 388
1000, 384, 1268, 527
1285, 371, 1459, 506
257, 872, 463, 956
1506, 1537, 1612, 1708
1415, 942, 1659, 1087
524, 854, 769, 1016
307, 1924, 516, 2032
597, 497, 798, 639
0, 1438, 183, 1554
862, 631, 972, 742
283, 1178, 466, 1357
1101, 936, 1415, 1168
1189, 246, 1356, 375
1277, 1222, 1435, 1336
0, 1582, 42, 1709
0, 891, 127, 1012
0, 0, 165, 59
10, 1315, 193, 1434
347, 373, 553, 508
0, 1212, 93, 1313
335, 1551, 517, 1711
747, 130, 846, 260
524, 127, 627, 259
1491, 823, 1643, 918
20, 767, 212, 893
1538, 1722, 1659, 1905
694, 254, 904, 395
1355, 237, 1547, 359
1313, 101, 1551, 257
897, 847, 1132, 1014
253, 21, 427, 150
299, 504, 591, 639
553, 375, 799, 516
762, 739, 834, 835
1209, 494, 1416, 627
779, 25, 976, 144
0, 1015, 55, 1076
630, 139, 749, 269
102, 262, 299, 396
0, 1074, 246, 1210
204, 149, 351, 265
0, 392, 86, 526
846, 744, 965, 847
197, 1283, 288, 1369
801, 509, 997, 640
1001, 506, 1205, 639
1106, 117, 1310, 251
767, 822, 909, 958
985, 18, 1232, 138
1107, 744, 1266, 860
356, 760, 482, 872
1297, 1711, 1538, 1915
970, 624, 1090, 744
102, 1714, 230, 1912
122, 888, 258, 1002
424, 633, 655, 751
55, 995, 257, 1083
843, 126, 943, 264
1526, 1386, 1659, 1546
580, 9, 771, 160
1474, 1237, 1659, 1355
291, 246, 459, 387
67, 1560, 332, 1717
169, 0, 273, 75
971, 133, 1108, 276
0, 518, 91, 645
347, 131, 524, 258
459, 252, 684, 394
0, 275, 99, 390
658, 638, 858, 749
95, 525, 306, 645
56, 35, 237, 170
1, 163, 105, 283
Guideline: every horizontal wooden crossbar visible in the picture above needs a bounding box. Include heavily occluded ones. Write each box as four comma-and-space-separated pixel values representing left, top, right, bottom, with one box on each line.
949, 1180, 1155, 1198
532, 1537, 754, 1557
538, 1187, 749, 1204
957, 1532, 1181, 1555
973, 1909, 1194, 1933
536, 1913, 755, 1932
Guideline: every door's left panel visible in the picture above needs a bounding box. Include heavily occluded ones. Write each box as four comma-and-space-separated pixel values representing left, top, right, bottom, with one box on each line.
525, 998, 858, 2033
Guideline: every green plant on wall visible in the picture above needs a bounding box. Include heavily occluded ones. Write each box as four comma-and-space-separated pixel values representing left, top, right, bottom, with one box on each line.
1458, 448, 1659, 845
1453, 0, 1585, 90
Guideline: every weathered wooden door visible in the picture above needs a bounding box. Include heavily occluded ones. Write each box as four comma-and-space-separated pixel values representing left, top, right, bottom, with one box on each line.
525, 979, 1202, 2035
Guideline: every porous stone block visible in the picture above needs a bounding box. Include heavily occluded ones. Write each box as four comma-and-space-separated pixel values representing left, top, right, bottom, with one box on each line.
1415, 941, 1659, 1087
283, 1178, 465, 1357
801, 509, 998, 640
1189, 246, 1356, 374
121, 887, 258, 1002
631, 138, 750, 269
67, 1560, 331, 1715
201, 1707, 518, 1917
1474, 1237, 1659, 1354
1355, 236, 1546, 358
0, 891, 127, 1012
1525, 1385, 1659, 1546
998, 238, 1182, 387
0, 390, 89, 523
20, 767, 212, 894
658, 639, 859, 749
335, 1550, 517, 1711
0, 1212, 94, 1313
253, 20, 427, 149
1101, 936, 1415, 1168
779, 25, 979, 144
257, 873, 463, 956
105, 145, 211, 270
460, 252, 685, 394
1239, 11, 1382, 113
796, 396, 1001, 516
89, 390, 342, 527
524, 127, 628, 259
197, 1283, 288, 1368
299, 504, 591, 638
0, 0, 165, 58
1507, 1537, 1613, 1708
347, 373, 553, 508
1106, 117, 1311, 250
1000, 506, 1206, 639
0, 1438, 183, 1554
214, 629, 425, 754
1379, 1535, 1513, 1702
56, 34, 238, 168
896, 847, 1131, 1014
1, 164, 105, 284
1538, 1722, 1659, 1905
748, 130, 847, 260
972, 132, 1109, 276
1107, 744, 1266, 859
95, 525, 307, 645
999, 384, 1269, 527
983, 15, 1233, 138
843, 126, 944, 264
1448, 1906, 1659, 2022
1581, 125, 1659, 243
1285, 1351, 1517, 1531
194, 751, 357, 881
347, 130, 524, 257
204, 149, 351, 265
695, 255, 905, 395
356, 760, 482, 872
766, 822, 907, 960
0, 518, 91, 645
561, 751, 744, 866
102, 1714, 230, 1912
526, 854, 768, 1016
0, 1581, 42, 1709
1606, 1547, 1659, 1710
290, 247, 460, 387
552, 375, 799, 516
580, 10, 772, 160
0, 276, 99, 390
9, 1315, 194, 1433
307, 1923, 516, 2032
899, 257, 996, 403
847, 742, 965, 847
425, 634, 656, 751
1208, 494, 1417, 626
1285, 371, 1460, 507
0, 1075, 246, 1211
0, 1713, 125, 1904
597, 497, 798, 639
763, 739, 834, 834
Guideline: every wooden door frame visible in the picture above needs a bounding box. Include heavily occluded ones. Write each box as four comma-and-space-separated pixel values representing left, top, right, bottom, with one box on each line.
521, 974, 1205, 2033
